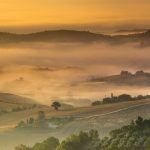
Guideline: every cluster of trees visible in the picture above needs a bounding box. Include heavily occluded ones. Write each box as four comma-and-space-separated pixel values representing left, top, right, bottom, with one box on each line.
16, 101, 62, 129
57, 129, 100, 150
15, 117, 150, 150
92, 94, 150, 106
17, 111, 47, 129
101, 116, 150, 150
15, 129, 100, 150
15, 137, 59, 150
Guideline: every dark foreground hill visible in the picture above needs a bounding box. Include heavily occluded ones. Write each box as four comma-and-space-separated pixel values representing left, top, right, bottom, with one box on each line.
0, 30, 110, 43
0, 30, 150, 45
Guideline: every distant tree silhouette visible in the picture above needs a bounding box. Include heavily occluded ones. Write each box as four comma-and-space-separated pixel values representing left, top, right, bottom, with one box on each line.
136, 116, 143, 127
118, 94, 131, 101
51, 102, 61, 110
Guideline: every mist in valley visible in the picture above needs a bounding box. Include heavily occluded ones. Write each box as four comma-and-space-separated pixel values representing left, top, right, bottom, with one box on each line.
0, 41, 150, 150
0, 42, 150, 106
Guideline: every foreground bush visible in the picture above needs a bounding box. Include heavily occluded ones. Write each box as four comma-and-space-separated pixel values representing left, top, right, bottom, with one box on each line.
57, 130, 100, 150
32, 137, 59, 150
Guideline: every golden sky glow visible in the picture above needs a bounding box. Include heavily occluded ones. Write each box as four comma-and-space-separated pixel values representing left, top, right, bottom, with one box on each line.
0, 0, 150, 26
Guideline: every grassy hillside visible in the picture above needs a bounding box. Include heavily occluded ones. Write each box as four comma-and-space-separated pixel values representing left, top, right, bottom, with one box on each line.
1, 98, 150, 150
0, 92, 36, 105
0, 98, 150, 131
0, 92, 38, 114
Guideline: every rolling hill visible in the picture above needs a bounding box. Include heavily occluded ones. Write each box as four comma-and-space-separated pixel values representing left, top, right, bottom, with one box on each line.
0, 92, 150, 150
0, 92, 39, 111
0, 92, 36, 105
1, 98, 150, 150
0, 29, 150, 45
0, 92, 74, 111
0, 30, 110, 43
89, 70, 150, 86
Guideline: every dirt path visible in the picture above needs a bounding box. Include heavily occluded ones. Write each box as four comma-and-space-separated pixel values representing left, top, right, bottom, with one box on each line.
81, 101, 150, 119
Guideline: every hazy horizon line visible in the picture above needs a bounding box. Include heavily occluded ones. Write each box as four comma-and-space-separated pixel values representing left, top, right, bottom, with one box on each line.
0, 22, 150, 34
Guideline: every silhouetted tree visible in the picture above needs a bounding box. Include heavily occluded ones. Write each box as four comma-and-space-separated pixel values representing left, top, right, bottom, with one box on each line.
51, 102, 61, 110
136, 116, 143, 127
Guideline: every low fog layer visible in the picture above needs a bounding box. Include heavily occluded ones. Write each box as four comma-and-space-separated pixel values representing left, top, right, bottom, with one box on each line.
0, 42, 150, 106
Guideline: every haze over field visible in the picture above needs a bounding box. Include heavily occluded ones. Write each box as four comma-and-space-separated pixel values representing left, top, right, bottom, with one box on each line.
0, 40, 150, 105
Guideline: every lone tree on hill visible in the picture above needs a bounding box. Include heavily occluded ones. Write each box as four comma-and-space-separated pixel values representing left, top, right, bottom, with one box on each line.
51, 101, 61, 110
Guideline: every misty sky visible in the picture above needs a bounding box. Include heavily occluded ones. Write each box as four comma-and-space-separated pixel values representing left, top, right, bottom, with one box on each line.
0, 1, 150, 105
0, 0, 150, 32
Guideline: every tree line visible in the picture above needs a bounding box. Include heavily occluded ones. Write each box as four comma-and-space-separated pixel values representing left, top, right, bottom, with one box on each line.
92, 94, 150, 106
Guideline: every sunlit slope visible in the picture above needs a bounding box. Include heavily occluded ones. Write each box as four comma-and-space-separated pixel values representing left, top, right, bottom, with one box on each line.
0, 92, 74, 131
1, 98, 150, 150
0, 92, 48, 130
0, 92, 36, 105
55, 99, 150, 138
1, 98, 150, 131
0, 92, 43, 118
